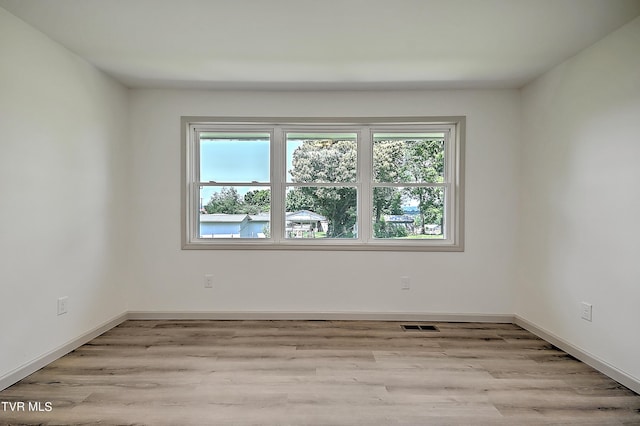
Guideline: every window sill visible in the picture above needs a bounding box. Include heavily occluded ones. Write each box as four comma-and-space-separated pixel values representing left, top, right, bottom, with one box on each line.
182, 240, 463, 252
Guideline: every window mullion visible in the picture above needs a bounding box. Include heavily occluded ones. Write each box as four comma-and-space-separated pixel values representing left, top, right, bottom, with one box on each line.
359, 127, 372, 242
271, 127, 284, 243
444, 127, 455, 242
190, 127, 201, 243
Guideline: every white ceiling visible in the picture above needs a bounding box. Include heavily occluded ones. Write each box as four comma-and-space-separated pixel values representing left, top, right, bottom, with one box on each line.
2, 0, 640, 90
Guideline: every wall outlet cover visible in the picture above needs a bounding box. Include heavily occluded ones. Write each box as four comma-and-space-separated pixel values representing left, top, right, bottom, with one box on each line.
204, 274, 214, 288
581, 302, 592, 322
401, 276, 410, 290
57, 297, 68, 315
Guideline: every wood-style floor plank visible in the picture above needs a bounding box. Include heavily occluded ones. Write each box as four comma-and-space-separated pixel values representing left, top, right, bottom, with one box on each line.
1, 320, 639, 425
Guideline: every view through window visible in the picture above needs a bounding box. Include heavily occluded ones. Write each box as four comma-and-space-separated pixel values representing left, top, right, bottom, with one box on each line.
183, 118, 464, 250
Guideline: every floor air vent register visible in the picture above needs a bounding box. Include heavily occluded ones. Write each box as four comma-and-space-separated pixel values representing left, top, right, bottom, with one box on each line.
401, 324, 439, 331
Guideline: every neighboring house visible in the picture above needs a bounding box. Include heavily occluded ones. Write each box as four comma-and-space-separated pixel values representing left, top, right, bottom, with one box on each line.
383, 214, 415, 232
200, 213, 269, 238
200, 214, 251, 238
285, 210, 327, 231
248, 214, 270, 237
384, 214, 415, 224
383, 214, 441, 235
425, 224, 442, 235
285, 210, 328, 239
199, 211, 327, 238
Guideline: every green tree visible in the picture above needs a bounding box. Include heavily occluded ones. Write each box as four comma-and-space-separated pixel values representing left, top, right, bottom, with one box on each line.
289, 139, 357, 237
204, 187, 244, 214
288, 137, 445, 237
244, 189, 270, 214
403, 139, 445, 234
373, 217, 408, 238
285, 187, 316, 212
372, 140, 406, 224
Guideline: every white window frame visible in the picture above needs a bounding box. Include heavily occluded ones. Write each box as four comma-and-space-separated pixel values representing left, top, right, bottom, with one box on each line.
182, 116, 465, 251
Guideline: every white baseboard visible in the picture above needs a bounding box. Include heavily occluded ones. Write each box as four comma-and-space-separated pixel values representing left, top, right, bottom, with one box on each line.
127, 311, 515, 323
0, 313, 128, 391
514, 315, 640, 395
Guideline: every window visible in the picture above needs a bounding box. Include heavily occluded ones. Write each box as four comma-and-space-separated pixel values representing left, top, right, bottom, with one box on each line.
372, 133, 446, 241
286, 132, 358, 239
196, 131, 271, 239
182, 117, 464, 251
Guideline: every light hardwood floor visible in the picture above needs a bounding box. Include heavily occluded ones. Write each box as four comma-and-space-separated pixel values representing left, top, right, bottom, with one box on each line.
1, 320, 639, 425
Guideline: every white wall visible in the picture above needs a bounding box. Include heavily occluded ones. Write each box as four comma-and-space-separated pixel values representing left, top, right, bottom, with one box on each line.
0, 9, 130, 381
128, 89, 520, 315
518, 17, 640, 382
2, 0, 638, 397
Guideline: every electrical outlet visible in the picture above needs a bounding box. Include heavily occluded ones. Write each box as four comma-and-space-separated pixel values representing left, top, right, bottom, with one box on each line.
401, 276, 410, 290
204, 274, 213, 288
581, 302, 592, 321
57, 297, 68, 315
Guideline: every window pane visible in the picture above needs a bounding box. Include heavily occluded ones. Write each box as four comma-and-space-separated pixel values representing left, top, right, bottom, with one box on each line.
373, 133, 445, 183
372, 186, 444, 239
199, 186, 270, 238
286, 133, 357, 183
200, 133, 270, 183
285, 186, 357, 239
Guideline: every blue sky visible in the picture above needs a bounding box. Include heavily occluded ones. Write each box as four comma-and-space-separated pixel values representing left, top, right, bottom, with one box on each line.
200, 138, 305, 182
199, 137, 304, 206
200, 139, 270, 182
